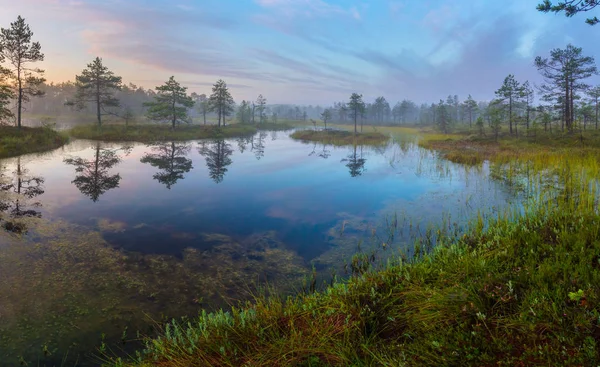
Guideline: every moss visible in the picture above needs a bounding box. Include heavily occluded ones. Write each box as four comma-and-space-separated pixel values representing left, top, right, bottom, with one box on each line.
290, 129, 389, 146
0, 126, 68, 158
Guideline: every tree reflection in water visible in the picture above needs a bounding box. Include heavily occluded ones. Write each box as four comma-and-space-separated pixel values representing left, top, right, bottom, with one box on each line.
342, 144, 366, 177
140, 142, 193, 189
198, 139, 233, 184
0, 157, 44, 233
64, 142, 130, 202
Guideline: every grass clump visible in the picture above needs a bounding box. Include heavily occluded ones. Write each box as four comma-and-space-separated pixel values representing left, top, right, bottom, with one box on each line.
0, 126, 68, 158
68, 124, 258, 143
290, 129, 388, 146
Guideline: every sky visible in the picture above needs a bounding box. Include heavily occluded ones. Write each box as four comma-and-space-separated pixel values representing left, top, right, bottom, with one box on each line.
0, 0, 598, 105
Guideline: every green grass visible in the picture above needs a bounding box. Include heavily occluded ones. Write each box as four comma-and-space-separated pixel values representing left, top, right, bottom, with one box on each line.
290, 129, 389, 146
67, 123, 259, 143
419, 128, 600, 165
0, 126, 69, 158
107, 126, 600, 367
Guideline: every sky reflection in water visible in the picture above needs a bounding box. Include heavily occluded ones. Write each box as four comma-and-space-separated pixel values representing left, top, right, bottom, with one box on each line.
0, 130, 512, 263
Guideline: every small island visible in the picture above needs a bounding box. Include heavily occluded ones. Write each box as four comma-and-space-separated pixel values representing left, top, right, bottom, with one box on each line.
290, 129, 388, 146
0, 126, 68, 159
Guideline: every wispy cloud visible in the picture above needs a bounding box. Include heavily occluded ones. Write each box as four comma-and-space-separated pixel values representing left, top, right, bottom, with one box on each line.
2, 0, 599, 104
255, 0, 360, 20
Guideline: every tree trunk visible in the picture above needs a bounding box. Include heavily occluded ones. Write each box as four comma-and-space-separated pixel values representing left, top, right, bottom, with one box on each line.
596, 98, 598, 130
564, 76, 570, 133
509, 95, 513, 134
96, 80, 102, 126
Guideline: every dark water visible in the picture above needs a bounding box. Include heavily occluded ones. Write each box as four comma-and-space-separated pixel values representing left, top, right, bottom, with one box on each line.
0, 130, 514, 366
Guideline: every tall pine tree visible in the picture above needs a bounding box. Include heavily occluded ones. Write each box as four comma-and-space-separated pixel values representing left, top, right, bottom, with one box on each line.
535, 44, 597, 133
144, 76, 195, 129
68, 57, 122, 126
0, 16, 45, 128
208, 79, 235, 127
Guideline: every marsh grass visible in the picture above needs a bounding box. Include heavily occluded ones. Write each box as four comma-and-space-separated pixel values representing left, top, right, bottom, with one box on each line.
290, 129, 389, 146
67, 124, 262, 143
0, 126, 68, 158
108, 127, 600, 367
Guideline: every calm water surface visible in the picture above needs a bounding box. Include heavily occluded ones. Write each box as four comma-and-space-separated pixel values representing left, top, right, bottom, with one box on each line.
0, 130, 515, 365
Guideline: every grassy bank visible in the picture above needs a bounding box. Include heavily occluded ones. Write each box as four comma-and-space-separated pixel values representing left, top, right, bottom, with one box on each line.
290, 129, 389, 146
419, 129, 600, 165
110, 207, 600, 366
67, 124, 275, 143
109, 129, 600, 366
0, 126, 68, 159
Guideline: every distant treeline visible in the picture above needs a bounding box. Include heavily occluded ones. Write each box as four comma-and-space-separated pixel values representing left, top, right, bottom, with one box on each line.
1, 16, 599, 136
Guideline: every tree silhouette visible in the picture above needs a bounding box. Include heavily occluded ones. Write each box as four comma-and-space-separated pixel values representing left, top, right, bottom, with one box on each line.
64, 143, 124, 202
342, 145, 366, 177
0, 157, 44, 233
140, 142, 193, 189
199, 139, 233, 183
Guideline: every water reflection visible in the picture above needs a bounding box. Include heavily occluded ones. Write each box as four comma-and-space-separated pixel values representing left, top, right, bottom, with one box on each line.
198, 139, 234, 184
308, 142, 331, 159
342, 144, 367, 177
0, 129, 518, 366
140, 142, 193, 189
0, 157, 44, 233
252, 131, 267, 160
64, 143, 128, 202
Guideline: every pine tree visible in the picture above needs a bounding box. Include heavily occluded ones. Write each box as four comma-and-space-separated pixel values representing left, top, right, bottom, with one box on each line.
436, 99, 452, 134
192, 93, 208, 125
0, 64, 13, 124
0, 16, 45, 128
348, 93, 365, 134
462, 95, 478, 128
68, 57, 122, 126
144, 76, 194, 129
521, 81, 535, 133
208, 79, 235, 127
237, 100, 252, 123
537, 0, 599, 25
587, 86, 600, 129
535, 44, 597, 133
321, 108, 332, 129
495, 74, 521, 135
255, 94, 267, 123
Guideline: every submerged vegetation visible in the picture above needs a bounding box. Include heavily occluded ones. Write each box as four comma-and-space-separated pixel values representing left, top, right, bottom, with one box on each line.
291, 129, 388, 146
0, 125, 68, 158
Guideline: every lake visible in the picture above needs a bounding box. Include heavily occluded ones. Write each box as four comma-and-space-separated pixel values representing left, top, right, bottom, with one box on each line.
0, 129, 515, 366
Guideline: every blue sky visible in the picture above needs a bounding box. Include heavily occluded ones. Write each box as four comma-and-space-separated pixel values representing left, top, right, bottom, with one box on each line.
1, 0, 598, 105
